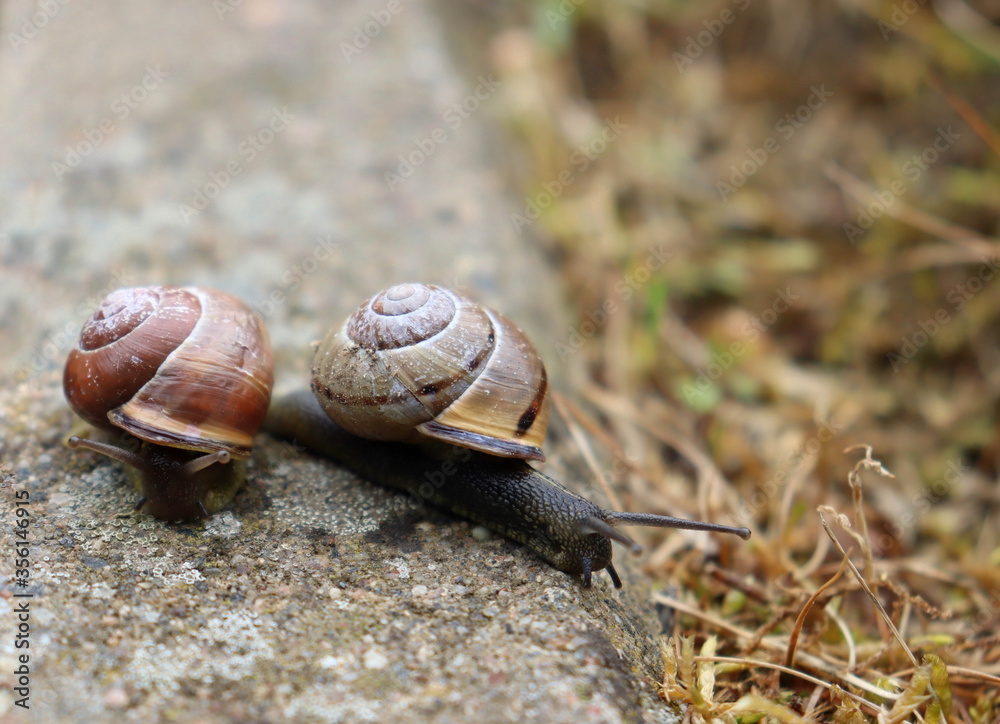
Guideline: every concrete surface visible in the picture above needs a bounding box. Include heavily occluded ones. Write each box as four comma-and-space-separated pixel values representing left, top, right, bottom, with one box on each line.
0, 1, 674, 722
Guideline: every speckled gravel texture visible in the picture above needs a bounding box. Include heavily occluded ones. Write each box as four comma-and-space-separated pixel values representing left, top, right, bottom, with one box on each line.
0, 0, 675, 722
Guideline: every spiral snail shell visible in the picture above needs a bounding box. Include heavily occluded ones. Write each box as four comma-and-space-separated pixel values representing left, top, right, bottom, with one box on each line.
63, 285, 273, 519
311, 283, 551, 461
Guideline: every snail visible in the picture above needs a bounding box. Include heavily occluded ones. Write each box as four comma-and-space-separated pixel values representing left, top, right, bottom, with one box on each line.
265, 283, 750, 588
63, 285, 274, 520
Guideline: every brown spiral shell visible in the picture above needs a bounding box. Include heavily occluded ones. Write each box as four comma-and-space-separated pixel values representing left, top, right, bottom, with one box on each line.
311, 283, 550, 461
63, 285, 274, 458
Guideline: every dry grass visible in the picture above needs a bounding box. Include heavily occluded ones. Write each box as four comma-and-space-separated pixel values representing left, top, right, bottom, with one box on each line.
475, 0, 1000, 720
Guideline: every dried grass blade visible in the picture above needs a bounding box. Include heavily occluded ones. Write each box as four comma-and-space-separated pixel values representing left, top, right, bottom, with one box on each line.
818, 507, 920, 669
786, 553, 850, 669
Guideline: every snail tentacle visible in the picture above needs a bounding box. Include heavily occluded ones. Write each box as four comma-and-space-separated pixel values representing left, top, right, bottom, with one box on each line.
68, 436, 147, 472
577, 516, 643, 555
606, 511, 751, 541
178, 450, 232, 476
606, 563, 622, 589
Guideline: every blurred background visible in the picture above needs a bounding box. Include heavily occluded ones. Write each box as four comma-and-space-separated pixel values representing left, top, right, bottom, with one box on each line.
465, 1, 1000, 715
2, 0, 999, 719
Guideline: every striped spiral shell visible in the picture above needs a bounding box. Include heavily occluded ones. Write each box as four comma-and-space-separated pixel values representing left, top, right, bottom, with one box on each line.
311, 283, 550, 461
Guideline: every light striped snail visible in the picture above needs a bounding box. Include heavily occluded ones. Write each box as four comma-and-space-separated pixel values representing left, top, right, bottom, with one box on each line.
63, 285, 274, 520
265, 283, 750, 588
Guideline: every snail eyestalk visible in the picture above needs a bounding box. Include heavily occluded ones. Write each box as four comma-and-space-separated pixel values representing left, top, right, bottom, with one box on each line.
607, 511, 751, 541
179, 450, 231, 475
68, 435, 148, 472
67, 435, 238, 519
578, 516, 643, 554
67, 436, 231, 478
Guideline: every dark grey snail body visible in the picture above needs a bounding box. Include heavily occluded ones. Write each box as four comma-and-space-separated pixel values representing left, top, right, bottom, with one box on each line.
266, 390, 616, 583
265, 389, 750, 588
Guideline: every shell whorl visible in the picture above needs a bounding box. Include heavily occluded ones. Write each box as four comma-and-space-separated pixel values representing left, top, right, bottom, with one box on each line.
64, 285, 274, 458
64, 287, 201, 431
347, 283, 456, 348
312, 283, 550, 460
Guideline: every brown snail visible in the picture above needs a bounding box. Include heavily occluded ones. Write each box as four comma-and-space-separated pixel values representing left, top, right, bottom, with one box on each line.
265, 283, 750, 589
63, 285, 274, 520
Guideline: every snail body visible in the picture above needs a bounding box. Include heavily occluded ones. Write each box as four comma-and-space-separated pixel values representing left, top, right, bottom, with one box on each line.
63, 285, 274, 519
266, 390, 750, 589
267, 283, 750, 588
